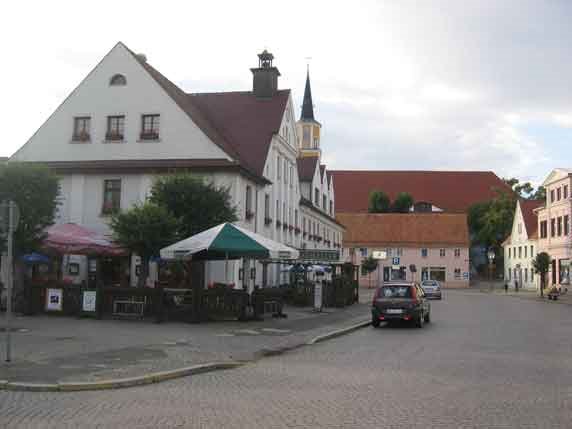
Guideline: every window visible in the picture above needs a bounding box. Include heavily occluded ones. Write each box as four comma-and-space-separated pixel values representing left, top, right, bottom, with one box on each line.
329, 200, 333, 216
565, 215, 570, 236
386, 248, 393, 257
454, 248, 461, 258
360, 248, 368, 257
551, 190, 555, 203
323, 195, 327, 211
72, 117, 91, 142
283, 202, 286, 223
102, 179, 121, 215
315, 188, 320, 205
68, 263, 80, 275
524, 246, 527, 258
295, 209, 299, 228
518, 223, 522, 234
530, 245, 534, 257
454, 268, 461, 280
564, 185, 569, 199
290, 165, 293, 187
551, 219, 556, 237
109, 74, 127, 86
264, 194, 270, 220
540, 220, 548, 238
508, 269, 511, 281
439, 249, 446, 257
245, 186, 253, 220
396, 248, 403, 257
524, 268, 528, 282
284, 159, 288, 184
302, 126, 311, 147
508, 248, 511, 259
518, 246, 522, 258
277, 155, 281, 180
276, 200, 280, 224
557, 187, 562, 201
558, 217, 563, 236
106, 115, 125, 141
421, 248, 428, 258
140, 114, 160, 140
429, 267, 446, 282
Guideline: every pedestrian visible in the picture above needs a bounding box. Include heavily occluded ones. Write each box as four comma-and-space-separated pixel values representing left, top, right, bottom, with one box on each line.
504, 282, 508, 294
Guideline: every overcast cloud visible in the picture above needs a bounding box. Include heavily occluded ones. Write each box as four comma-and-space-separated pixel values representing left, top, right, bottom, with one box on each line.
2, 0, 571, 185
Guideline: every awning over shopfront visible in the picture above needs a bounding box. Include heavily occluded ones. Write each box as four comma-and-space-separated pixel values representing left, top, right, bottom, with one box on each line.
43, 223, 125, 256
160, 223, 299, 261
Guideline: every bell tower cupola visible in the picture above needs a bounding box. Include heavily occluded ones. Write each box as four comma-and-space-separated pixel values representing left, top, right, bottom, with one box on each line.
297, 67, 322, 157
251, 50, 281, 98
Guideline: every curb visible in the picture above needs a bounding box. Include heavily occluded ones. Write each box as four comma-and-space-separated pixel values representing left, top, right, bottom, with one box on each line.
1, 319, 371, 393
0, 362, 243, 393
307, 320, 371, 345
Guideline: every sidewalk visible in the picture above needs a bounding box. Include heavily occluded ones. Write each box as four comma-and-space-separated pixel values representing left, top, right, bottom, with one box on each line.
0, 295, 371, 389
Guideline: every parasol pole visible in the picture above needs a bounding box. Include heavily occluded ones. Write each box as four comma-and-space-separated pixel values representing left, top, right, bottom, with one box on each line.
225, 252, 229, 287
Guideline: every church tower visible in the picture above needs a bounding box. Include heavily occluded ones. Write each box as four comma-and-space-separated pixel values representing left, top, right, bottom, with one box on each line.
297, 69, 322, 157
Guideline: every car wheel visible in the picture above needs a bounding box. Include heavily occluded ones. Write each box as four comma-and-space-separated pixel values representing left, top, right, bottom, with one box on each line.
416, 312, 424, 328
424, 311, 431, 323
372, 318, 381, 328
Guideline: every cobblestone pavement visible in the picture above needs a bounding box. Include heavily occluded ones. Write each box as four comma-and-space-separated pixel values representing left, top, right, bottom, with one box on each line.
0, 301, 369, 383
2, 290, 572, 428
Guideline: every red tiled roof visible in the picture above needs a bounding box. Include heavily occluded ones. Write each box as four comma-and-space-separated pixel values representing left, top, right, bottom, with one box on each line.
331, 170, 512, 213
127, 47, 289, 179
520, 199, 544, 239
337, 213, 469, 248
189, 91, 290, 177
297, 156, 319, 182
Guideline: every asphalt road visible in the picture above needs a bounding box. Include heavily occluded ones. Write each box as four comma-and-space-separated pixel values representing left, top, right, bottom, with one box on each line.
2, 290, 572, 428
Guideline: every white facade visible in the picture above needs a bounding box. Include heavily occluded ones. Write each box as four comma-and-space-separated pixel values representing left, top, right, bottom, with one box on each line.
503, 201, 540, 291
8, 43, 344, 289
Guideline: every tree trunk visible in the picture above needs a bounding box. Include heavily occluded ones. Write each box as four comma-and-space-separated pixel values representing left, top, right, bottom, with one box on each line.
138, 256, 150, 288
540, 273, 544, 297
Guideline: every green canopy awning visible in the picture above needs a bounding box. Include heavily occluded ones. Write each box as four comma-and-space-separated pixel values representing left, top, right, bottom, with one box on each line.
160, 223, 299, 261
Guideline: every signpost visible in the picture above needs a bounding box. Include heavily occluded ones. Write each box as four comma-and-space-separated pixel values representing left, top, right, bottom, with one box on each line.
1, 200, 19, 363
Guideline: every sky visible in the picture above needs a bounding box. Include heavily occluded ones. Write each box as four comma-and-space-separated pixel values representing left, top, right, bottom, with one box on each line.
2, 0, 572, 185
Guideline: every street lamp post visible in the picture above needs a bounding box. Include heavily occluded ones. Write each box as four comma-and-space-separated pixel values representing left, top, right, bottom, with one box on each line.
487, 248, 496, 292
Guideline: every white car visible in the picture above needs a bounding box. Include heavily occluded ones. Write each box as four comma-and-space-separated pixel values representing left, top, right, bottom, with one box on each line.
421, 280, 442, 300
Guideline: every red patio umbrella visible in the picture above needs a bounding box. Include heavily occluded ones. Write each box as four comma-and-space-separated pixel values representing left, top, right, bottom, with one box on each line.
43, 223, 126, 256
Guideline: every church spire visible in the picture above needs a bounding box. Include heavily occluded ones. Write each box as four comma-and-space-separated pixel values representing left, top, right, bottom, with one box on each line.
301, 69, 315, 121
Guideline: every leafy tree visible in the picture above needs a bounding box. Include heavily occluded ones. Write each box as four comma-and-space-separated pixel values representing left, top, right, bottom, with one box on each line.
110, 203, 179, 288
150, 174, 238, 238
468, 190, 516, 254
531, 186, 546, 201
503, 177, 544, 201
0, 163, 59, 302
532, 252, 551, 298
361, 255, 378, 289
392, 192, 414, 213
368, 190, 391, 213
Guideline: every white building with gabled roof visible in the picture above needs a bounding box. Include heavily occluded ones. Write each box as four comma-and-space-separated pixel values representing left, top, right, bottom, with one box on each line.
7, 42, 344, 289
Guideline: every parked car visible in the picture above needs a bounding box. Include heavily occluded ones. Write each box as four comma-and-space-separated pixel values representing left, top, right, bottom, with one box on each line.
371, 282, 431, 328
420, 280, 442, 300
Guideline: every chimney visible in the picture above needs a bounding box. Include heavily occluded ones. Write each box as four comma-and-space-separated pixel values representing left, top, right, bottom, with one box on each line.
250, 50, 280, 98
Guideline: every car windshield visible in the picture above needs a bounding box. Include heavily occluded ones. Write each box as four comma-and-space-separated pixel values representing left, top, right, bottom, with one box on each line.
380, 286, 412, 298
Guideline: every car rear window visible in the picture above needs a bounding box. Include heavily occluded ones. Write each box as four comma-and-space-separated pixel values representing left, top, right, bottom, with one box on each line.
379, 286, 412, 298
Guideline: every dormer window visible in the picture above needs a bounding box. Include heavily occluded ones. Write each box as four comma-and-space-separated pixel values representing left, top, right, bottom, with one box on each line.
140, 114, 160, 140
109, 74, 127, 86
